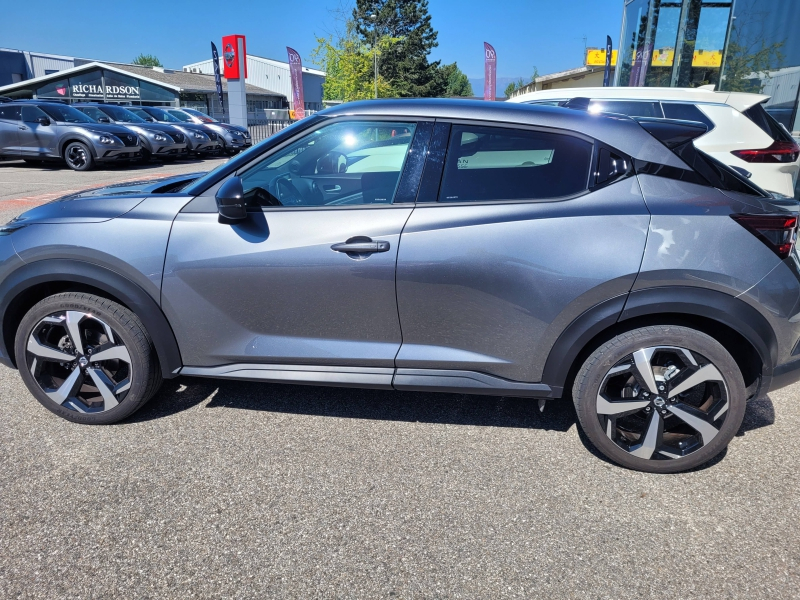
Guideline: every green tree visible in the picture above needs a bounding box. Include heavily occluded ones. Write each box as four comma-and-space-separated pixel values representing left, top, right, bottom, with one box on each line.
311, 21, 398, 101
722, 38, 784, 93
132, 53, 163, 67
352, 0, 444, 97
439, 62, 473, 97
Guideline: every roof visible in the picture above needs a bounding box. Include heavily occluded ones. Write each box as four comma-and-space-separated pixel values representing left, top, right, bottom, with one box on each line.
508, 86, 769, 112
183, 53, 326, 77
0, 60, 285, 98
318, 98, 687, 170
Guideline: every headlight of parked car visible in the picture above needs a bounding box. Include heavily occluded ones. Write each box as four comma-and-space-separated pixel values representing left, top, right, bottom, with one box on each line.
193, 132, 205, 139
153, 134, 167, 142
98, 135, 116, 144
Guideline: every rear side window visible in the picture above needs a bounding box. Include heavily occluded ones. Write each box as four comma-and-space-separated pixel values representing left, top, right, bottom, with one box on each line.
744, 102, 793, 142
662, 103, 714, 130
0, 105, 21, 120
589, 100, 663, 118
438, 125, 593, 202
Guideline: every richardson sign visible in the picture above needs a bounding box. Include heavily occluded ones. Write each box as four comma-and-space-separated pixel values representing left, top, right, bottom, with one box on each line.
71, 83, 140, 100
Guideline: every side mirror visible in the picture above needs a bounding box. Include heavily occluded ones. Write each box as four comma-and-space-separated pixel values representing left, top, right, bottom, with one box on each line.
36, 117, 50, 126
98, 117, 111, 123
215, 176, 247, 222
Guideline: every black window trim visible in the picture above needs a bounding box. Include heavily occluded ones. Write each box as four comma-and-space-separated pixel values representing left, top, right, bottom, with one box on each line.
422, 118, 599, 207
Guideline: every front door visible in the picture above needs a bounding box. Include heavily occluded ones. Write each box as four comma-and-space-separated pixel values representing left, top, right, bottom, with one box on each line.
19, 105, 58, 156
162, 119, 431, 374
0, 104, 21, 155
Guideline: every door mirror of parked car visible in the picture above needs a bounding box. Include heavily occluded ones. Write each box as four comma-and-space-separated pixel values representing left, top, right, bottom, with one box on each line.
97, 117, 111, 123
36, 117, 50, 126
729, 165, 752, 179
215, 176, 248, 222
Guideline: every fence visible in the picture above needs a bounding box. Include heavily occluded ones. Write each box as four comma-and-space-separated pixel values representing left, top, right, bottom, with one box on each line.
247, 120, 293, 143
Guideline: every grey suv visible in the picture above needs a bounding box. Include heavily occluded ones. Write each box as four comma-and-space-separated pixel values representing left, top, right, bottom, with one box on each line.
2, 99, 799, 473
0, 100, 141, 170
73, 104, 188, 162
125, 106, 220, 155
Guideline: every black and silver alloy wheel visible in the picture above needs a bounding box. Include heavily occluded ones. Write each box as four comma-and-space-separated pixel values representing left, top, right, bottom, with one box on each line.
25, 310, 132, 414
597, 346, 728, 461
15, 293, 162, 424
573, 326, 746, 473
63, 141, 94, 171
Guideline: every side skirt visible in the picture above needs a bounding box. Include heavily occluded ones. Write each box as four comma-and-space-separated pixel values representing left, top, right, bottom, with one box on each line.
180, 364, 553, 398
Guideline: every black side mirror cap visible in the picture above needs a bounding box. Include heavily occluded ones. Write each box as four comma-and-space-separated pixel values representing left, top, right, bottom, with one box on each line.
729, 165, 752, 179
215, 176, 247, 222
98, 117, 111, 123
37, 117, 50, 126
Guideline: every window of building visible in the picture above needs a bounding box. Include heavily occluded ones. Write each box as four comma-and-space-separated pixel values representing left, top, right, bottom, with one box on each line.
438, 125, 594, 203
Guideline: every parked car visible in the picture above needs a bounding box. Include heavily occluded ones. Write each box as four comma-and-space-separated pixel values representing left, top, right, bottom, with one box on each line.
2, 99, 799, 473
73, 103, 188, 162
165, 108, 251, 155
0, 99, 140, 170
124, 106, 220, 155
508, 87, 800, 198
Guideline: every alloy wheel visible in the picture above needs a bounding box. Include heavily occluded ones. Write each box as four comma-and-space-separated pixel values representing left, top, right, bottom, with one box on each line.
66, 145, 88, 169
25, 311, 132, 413
595, 346, 729, 461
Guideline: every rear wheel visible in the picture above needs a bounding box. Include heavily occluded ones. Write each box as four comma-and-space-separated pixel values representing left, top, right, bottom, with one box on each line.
572, 325, 746, 473
64, 142, 94, 171
15, 292, 163, 424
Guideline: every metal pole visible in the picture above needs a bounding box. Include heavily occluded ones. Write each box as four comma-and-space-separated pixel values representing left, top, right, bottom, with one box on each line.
374, 27, 378, 98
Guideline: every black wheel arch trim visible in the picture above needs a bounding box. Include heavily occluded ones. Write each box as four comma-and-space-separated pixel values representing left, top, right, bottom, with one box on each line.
541, 286, 778, 397
58, 135, 98, 159
0, 259, 182, 378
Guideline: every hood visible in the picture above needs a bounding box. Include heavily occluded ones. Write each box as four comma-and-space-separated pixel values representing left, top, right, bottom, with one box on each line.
64, 122, 138, 137
113, 121, 183, 136
11, 172, 205, 225
171, 123, 209, 135
215, 123, 248, 134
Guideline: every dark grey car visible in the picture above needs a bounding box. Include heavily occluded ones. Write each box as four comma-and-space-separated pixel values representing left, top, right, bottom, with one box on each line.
0, 100, 141, 170
165, 107, 251, 155
73, 104, 188, 162
2, 99, 799, 473
125, 106, 221, 155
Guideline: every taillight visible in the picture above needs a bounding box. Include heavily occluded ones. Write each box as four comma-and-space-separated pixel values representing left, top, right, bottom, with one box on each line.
731, 214, 798, 259
731, 139, 800, 163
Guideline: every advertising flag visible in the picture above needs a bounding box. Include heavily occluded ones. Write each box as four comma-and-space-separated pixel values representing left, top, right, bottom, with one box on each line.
483, 42, 496, 101
287, 47, 305, 120
210, 41, 225, 118
603, 35, 613, 87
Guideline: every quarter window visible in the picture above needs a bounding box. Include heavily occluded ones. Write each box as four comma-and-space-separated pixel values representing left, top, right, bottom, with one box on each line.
589, 100, 663, 118
240, 120, 417, 207
438, 125, 593, 202
662, 102, 715, 129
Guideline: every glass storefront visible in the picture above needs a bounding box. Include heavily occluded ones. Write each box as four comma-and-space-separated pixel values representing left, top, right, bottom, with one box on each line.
32, 67, 178, 105
616, 0, 800, 135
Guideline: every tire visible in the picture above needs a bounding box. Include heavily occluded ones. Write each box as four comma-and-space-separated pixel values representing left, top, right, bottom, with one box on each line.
63, 141, 94, 171
572, 325, 746, 473
140, 148, 152, 163
15, 292, 163, 424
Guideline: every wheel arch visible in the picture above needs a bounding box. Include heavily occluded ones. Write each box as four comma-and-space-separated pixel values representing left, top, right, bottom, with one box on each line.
541, 287, 776, 399
0, 259, 182, 378
58, 136, 97, 159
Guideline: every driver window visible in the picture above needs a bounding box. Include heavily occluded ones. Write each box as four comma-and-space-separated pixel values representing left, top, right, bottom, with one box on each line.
239, 120, 416, 208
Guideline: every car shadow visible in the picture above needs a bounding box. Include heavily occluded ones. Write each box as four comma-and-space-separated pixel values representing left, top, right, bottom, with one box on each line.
130, 376, 577, 432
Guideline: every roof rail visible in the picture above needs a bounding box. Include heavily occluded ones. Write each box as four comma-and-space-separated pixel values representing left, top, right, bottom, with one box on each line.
0, 96, 12, 103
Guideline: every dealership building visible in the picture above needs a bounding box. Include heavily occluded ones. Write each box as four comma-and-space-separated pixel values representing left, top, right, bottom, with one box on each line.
0, 47, 324, 121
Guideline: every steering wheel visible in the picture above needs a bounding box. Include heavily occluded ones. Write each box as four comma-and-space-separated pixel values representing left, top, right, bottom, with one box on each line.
277, 178, 304, 205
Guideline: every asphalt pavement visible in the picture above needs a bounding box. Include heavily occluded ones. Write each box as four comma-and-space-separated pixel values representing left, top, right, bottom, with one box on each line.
0, 158, 798, 598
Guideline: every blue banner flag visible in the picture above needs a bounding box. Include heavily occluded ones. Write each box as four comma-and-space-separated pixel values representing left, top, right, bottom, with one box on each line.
603, 35, 613, 87
211, 41, 225, 118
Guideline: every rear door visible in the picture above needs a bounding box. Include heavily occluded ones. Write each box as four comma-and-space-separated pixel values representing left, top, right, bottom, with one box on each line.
394, 121, 651, 385
19, 105, 59, 156
0, 104, 21, 155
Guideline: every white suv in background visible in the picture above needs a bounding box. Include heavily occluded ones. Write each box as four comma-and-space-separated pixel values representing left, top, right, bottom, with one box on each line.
508, 87, 800, 198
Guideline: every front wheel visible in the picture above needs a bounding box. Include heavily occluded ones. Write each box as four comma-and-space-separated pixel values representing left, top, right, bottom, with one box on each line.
572, 325, 746, 473
15, 292, 163, 424
64, 141, 94, 171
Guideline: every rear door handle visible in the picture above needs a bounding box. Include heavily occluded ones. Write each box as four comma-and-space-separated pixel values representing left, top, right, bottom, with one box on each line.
323, 184, 341, 192
331, 236, 390, 254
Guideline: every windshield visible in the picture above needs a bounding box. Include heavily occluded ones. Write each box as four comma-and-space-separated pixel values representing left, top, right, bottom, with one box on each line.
143, 107, 181, 123
126, 107, 155, 121
182, 108, 217, 123
39, 104, 95, 123
102, 105, 146, 123
167, 109, 194, 122
76, 106, 108, 122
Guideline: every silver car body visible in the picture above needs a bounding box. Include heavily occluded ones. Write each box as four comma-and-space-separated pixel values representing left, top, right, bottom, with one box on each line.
167, 108, 252, 152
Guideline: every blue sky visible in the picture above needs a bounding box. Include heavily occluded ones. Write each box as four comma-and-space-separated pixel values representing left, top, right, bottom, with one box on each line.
0, 0, 623, 80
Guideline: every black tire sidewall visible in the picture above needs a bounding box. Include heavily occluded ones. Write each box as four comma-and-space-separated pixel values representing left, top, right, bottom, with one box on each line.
573, 326, 746, 473
15, 295, 152, 425
64, 142, 93, 171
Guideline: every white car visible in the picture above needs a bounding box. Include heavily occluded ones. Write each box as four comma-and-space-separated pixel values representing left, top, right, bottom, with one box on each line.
508, 87, 800, 197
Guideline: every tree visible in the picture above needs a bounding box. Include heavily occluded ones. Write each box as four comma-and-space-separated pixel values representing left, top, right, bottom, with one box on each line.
132, 53, 163, 67
352, 0, 444, 97
439, 62, 472, 97
311, 21, 398, 101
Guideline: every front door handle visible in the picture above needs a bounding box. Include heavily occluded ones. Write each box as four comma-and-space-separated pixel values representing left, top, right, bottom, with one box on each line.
18, 125, 27, 130
323, 184, 341, 192
331, 236, 390, 255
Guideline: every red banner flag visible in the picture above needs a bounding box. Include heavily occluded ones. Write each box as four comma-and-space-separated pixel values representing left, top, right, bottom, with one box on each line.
483, 42, 497, 101
287, 47, 305, 119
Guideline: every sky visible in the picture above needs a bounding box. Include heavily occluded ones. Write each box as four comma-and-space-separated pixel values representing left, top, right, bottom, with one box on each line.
0, 0, 624, 80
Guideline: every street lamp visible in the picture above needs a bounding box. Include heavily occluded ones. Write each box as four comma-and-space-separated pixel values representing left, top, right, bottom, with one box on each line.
370, 13, 378, 99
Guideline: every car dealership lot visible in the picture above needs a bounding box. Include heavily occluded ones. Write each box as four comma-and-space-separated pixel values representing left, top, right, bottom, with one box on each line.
0, 159, 798, 598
